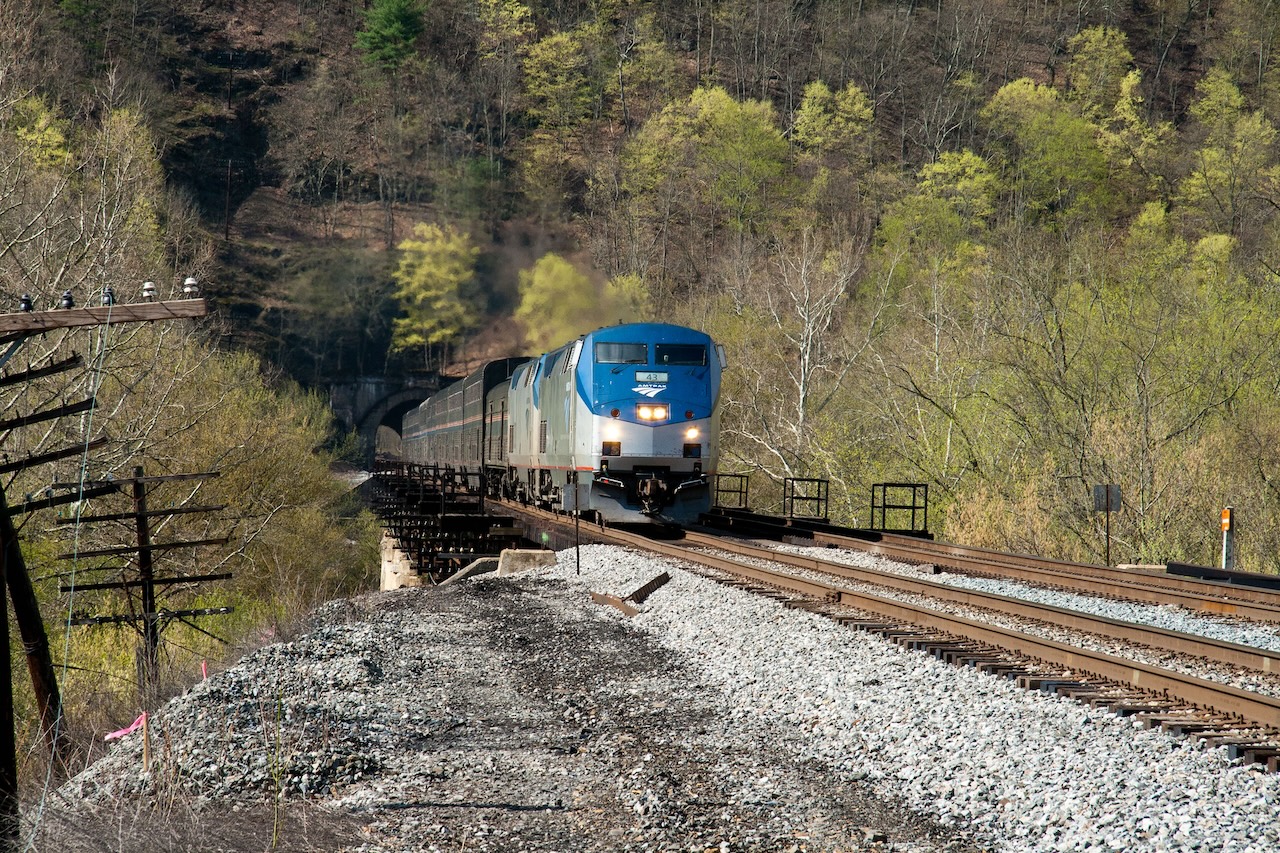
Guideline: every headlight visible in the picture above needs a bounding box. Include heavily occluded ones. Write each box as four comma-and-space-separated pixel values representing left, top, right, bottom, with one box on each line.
637, 404, 668, 421
638, 405, 653, 420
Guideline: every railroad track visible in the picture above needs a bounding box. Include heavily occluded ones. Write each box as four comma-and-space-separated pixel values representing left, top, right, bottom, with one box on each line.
701, 509, 1280, 621
674, 529, 1280, 675
497, 500, 1280, 764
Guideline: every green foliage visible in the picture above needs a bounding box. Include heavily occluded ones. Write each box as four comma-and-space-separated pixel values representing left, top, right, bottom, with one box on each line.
872, 150, 997, 295
860, 212, 999, 514
475, 0, 536, 150
1176, 67, 1280, 236
1095, 70, 1171, 193
123, 346, 372, 606
0, 95, 171, 306
688, 87, 791, 233
600, 84, 798, 292
611, 13, 683, 126
390, 223, 481, 364
95, 105, 170, 272
699, 228, 868, 502
477, 0, 534, 60
518, 22, 612, 214
792, 80, 874, 219
522, 24, 605, 133
917, 150, 998, 222
1189, 67, 1248, 142
10, 96, 70, 169
618, 102, 693, 199
31, 333, 378, 755
602, 273, 652, 322
355, 0, 425, 72
1066, 27, 1134, 119
982, 79, 1114, 226
883, 211, 1280, 567
792, 80, 873, 156
512, 252, 627, 348
620, 86, 791, 236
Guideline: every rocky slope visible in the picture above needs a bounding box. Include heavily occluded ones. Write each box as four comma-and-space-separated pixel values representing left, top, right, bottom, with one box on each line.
32, 554, 962, 852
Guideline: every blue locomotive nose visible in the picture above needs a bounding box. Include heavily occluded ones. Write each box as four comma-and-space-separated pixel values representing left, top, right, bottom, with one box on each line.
586, 334, 718, 424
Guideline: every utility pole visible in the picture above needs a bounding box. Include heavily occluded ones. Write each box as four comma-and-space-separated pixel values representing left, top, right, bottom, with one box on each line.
0, 295, 208, 849
136, 467, 157, 679
59, 467, 231, 690
0, 299, 206, 336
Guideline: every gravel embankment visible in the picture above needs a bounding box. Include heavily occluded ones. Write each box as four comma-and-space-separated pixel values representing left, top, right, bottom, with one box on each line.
33, 544, 1280, 851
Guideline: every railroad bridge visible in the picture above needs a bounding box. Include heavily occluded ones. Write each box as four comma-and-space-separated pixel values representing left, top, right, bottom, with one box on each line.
328, 374, 440, 462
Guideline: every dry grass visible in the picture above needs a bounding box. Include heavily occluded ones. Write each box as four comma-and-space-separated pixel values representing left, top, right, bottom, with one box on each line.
14, 600, 328, 814
20, 626, 366, 851
24, 797, 363, 852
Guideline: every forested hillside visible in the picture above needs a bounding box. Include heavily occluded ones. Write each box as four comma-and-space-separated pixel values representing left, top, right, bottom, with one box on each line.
8, 0, 1280, 586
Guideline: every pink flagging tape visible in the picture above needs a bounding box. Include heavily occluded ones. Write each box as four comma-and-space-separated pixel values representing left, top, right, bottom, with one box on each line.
104, 712, 146, 741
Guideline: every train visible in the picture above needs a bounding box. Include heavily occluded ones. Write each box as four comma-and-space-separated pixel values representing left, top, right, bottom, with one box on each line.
401, 322, 724, 524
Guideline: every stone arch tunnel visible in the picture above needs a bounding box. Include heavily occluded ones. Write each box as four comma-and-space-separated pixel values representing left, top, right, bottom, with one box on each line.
329, 375, 440, 464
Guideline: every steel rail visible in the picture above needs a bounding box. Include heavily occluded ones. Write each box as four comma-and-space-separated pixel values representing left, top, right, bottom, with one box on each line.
495, 499, 842, 600
823, 590, 1280, 729
583, 526, 1280, 728
804, 529, 1280, 622
674, 531, 1280, 674
827, 529, 1280, 606
704, 508, 1280, 610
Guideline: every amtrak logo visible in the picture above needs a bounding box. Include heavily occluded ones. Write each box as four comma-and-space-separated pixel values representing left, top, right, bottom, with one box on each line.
633, 385, 665, 397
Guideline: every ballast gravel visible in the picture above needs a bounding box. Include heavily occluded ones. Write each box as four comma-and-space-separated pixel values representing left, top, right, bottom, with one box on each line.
35, 544, 1280, 852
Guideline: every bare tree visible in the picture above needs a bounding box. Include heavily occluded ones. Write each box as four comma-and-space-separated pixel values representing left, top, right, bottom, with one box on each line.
721, 225, 877, 484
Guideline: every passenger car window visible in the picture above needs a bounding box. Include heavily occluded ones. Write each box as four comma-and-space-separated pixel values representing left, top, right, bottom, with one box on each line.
594, 342, 647, 364
655, 344, 707, 365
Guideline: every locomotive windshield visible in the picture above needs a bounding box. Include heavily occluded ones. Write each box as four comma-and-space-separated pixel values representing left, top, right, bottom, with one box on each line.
595, 342, 647, 363
655, 343, 707, 365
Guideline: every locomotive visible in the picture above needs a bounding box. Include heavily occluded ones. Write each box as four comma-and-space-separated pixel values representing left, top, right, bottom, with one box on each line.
402, 323, 724, 524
